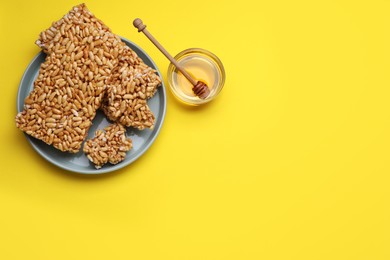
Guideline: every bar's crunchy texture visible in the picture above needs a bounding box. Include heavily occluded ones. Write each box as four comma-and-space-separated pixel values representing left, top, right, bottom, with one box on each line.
83, 123, 132, 169
15, 4, 161, 153
101, 60, 161, 129
36, 3, 161, 129
100, 30, 161, 129
16, 4, 114, 153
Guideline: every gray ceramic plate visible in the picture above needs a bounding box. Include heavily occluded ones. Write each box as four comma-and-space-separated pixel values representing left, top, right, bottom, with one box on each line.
17, 37, 166, 174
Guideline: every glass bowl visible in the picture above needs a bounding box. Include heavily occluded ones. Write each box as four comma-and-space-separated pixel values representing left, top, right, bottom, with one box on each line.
167, 48, 225, 106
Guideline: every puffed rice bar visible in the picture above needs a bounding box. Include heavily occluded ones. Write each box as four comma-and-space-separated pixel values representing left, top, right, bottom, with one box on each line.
83, 123, 132, 169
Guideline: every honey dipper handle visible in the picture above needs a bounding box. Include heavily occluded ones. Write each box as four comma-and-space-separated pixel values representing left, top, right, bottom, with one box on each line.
133, 18, 197, 86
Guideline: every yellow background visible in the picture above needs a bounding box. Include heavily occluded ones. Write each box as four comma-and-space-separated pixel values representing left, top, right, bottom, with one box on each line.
0, 0, 389, 259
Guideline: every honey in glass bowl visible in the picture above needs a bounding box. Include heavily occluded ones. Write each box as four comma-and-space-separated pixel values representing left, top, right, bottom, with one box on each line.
167, 48, 225, 106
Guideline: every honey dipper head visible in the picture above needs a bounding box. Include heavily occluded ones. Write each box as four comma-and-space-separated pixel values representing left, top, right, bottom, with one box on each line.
133, 18, 146, 32
193, 81, 210, 99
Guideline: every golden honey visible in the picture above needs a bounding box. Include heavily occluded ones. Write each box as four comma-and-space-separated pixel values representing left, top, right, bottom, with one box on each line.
168, 48, 225, 105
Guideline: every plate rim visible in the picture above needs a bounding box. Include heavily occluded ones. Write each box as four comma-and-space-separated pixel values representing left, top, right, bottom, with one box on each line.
16, 37, 166, 174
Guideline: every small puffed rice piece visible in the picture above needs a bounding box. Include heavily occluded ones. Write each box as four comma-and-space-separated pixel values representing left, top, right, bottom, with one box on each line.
83, 123, 132, 169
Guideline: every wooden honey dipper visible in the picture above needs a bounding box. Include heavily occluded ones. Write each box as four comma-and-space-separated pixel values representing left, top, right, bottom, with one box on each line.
133, 18, 210, 99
